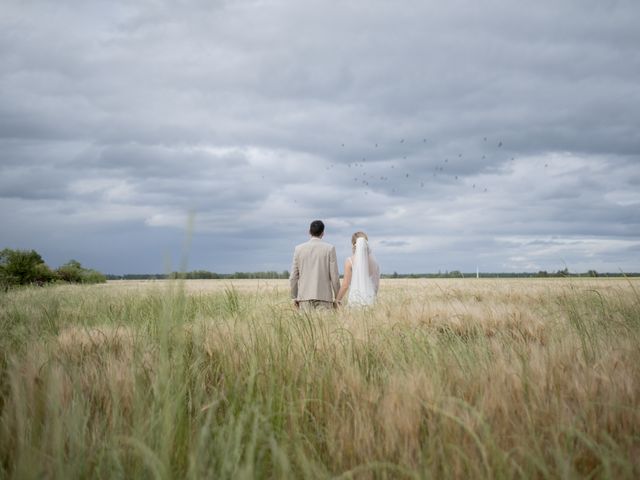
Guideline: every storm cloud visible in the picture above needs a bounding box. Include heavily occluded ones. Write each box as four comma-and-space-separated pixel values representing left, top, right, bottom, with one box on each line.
1, 0, 639, 274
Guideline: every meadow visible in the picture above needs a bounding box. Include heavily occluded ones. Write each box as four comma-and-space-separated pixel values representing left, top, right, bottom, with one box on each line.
0, 278, 639, 479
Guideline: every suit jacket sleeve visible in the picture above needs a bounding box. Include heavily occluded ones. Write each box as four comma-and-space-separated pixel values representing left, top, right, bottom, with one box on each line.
290, 248, 299, 299
329, 246, 340, 298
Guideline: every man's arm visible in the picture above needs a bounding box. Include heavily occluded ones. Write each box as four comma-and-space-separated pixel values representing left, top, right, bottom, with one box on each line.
290, 248, 299, 301
329, 246, 341, 299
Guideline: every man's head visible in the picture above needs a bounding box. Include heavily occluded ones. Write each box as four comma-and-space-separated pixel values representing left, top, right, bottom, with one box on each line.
309, 220, 325, 238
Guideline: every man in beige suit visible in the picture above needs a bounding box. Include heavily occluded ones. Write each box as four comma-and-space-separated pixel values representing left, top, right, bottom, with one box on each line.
290, 220, 341, 311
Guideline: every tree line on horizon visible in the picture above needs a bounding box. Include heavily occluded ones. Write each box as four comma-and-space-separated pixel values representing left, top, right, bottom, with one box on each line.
106, 267, 638, 280
3, 247, 634, 287
0, 248, 106, 289
107, 270, 292, 280
383, 268, 633, 278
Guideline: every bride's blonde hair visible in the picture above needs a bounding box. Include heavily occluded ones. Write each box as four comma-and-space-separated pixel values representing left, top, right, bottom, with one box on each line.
351, 231, 368, 253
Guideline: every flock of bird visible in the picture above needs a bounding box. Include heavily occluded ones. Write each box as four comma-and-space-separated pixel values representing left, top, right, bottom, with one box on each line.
328, 136, 509, 197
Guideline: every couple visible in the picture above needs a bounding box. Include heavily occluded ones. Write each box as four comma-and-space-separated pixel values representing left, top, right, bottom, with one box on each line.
290, 220, 380, 311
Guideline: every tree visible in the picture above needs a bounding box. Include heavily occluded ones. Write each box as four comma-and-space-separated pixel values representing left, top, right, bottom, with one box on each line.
81, 268, 107, 284
0, 248, 55, 286
56, 259, 106, 284
56, 259, 84, 283
32, 263, 57, 284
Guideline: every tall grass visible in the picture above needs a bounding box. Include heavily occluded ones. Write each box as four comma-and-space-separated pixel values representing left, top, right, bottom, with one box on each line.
0, 278, 639, 479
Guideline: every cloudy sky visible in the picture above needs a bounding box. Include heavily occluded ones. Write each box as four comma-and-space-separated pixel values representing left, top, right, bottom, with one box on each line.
1, 0, 639, 275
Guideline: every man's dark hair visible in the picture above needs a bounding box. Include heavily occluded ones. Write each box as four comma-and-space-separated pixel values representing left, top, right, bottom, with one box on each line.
309, 220, 325, 237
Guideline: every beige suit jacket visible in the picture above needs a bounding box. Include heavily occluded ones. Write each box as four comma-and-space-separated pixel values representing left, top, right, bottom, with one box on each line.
290, 237, 341, 302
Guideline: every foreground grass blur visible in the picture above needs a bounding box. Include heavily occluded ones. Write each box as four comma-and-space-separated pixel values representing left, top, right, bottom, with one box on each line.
0, 278, 639, 479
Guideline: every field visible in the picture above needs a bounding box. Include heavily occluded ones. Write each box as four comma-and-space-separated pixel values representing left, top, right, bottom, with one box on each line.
1, 278, 639, 479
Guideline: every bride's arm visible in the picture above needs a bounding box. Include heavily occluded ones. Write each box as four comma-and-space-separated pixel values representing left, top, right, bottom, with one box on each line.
336, 259, 352, 303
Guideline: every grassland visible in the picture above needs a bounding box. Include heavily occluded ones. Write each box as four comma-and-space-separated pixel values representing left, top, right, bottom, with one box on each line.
1, 278, 639, 479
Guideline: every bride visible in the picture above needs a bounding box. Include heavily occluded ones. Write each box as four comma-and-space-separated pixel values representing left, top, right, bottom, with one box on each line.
336, 231, 380, 307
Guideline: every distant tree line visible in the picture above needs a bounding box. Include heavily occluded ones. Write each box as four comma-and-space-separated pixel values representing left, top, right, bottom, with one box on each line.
106, 270, 291, 280
5, 248, 632, 287
382, 268, 638, 279
0, 248, 106, 289
106, 268, 638, 281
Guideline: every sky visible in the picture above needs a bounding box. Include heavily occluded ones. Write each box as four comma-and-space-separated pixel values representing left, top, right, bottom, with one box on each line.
1, 0, 639, 275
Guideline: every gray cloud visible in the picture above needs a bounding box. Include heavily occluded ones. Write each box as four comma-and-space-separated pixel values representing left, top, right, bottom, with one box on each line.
1, 0, 639, 274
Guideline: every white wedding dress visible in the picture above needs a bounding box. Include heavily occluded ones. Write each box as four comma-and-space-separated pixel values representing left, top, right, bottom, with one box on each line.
347, 237, 380, 307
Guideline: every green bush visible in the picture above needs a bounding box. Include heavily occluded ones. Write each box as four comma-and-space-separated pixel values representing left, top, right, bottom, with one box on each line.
81, 268, 107, 284
0, 250, 106, 288
56, 259, 84, 283
56, 259, 106, 284
0, 248, 56, 287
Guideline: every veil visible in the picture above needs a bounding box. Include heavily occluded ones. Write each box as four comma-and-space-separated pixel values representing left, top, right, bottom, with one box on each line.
348, 237, 376, 306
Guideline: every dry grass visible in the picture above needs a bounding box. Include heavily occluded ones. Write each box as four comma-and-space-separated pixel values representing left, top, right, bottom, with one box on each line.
1, 278, 639, 479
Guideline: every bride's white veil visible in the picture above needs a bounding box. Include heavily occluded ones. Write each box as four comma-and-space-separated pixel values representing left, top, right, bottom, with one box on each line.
348, 237, 376, 306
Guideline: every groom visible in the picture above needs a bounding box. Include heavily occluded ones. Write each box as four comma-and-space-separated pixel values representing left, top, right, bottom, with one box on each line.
290, 220, 341, 311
